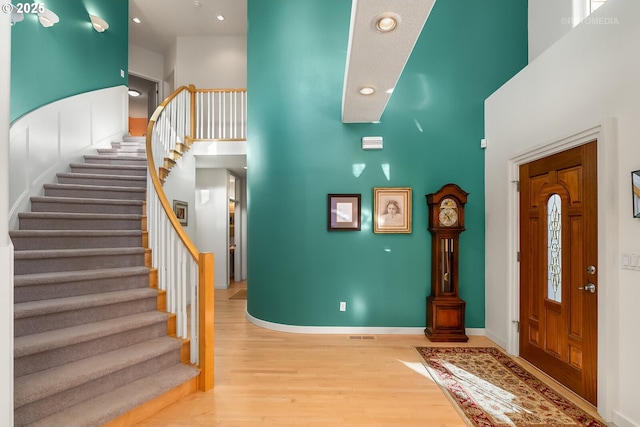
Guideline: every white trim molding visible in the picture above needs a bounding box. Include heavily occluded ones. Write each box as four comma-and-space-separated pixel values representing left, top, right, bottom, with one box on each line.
247, 310, 485, 336
8, 86, 129, 231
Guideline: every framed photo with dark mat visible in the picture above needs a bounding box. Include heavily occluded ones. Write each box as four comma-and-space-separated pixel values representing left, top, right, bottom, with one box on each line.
328, 194, 361, 231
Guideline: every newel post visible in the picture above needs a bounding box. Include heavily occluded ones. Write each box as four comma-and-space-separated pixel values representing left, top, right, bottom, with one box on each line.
197, 252, 214, 391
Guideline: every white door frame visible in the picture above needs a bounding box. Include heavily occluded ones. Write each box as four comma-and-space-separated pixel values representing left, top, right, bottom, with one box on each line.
506, 118, 618, 418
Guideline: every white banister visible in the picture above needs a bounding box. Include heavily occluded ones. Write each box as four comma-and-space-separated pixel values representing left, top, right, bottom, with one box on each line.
194, 89, 247, 140
146, 84, 244, 391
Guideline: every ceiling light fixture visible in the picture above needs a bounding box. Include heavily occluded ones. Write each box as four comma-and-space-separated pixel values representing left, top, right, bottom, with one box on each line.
216, 15, 225, 21
132, 17, 141, 24
374, 13, 399, 33
128, 89, 141, 97
89, 14, 109, 32
359, 86, 375, 96
38, 7, 59, 28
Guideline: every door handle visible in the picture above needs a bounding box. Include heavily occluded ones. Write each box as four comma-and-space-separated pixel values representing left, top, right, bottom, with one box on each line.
578, 283, 596, 293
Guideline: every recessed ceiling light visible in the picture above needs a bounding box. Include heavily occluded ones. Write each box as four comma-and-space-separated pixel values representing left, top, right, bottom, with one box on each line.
128, 89, 141, 97
359, 86, 375, 95
132, 17, 141, 24
376, 16, 397, 32
216, 14, 225, 21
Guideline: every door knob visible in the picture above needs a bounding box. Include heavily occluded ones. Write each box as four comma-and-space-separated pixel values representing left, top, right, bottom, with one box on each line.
578, 283, 596, 293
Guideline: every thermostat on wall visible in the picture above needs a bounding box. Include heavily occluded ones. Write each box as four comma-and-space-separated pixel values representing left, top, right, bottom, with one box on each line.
362, 136, 383, 150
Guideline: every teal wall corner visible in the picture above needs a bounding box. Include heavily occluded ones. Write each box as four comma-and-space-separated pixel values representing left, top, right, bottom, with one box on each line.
247, 0, 528, 329
10, 0, 128, 123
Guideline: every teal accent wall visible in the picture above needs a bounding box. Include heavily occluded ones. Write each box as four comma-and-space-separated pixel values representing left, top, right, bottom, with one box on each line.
10, 0, 128, 122
247, 0, 527, 328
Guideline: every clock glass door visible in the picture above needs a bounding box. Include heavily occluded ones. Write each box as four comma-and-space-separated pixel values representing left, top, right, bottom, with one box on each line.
519, 141, 598, 405
440, 238, 454, 294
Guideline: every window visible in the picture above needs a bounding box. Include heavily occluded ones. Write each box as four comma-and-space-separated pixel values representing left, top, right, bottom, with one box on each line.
547, 194, 562, 303
572, 0, 609, 27
590, 0, 607, 14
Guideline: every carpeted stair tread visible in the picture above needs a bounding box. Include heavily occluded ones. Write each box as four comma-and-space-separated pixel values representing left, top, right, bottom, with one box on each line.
30, 195, 143, 206
83, 154, 148, 166
56, 172, 147, 187
69, 162, 147, 176
17, 211, 143, 231
14, 247, 146, 275
14, 266, 149, 287
13, 266, 150, 303
11, 229, 143, 243
28, 196, 144, 215
14, 336, 183, 408
24, 363, 199, 427
11, 229, 142, 240
43, 182, 146, 194
14, 288, 157, 320
14, 311, 168, 358
14, 246, 145, 261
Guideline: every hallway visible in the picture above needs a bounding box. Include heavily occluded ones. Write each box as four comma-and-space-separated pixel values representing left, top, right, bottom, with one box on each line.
133, 281, 601, 427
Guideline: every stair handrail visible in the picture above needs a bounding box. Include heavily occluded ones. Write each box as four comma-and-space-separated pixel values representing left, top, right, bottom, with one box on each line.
145, 85, 214, 391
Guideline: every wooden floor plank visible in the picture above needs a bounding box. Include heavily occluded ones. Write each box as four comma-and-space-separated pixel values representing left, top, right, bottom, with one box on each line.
133, 280, 600, 427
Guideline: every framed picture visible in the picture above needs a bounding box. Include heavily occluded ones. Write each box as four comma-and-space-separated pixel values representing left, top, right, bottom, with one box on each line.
632, 170, 640, 218
373, 187, 412, 233
173, 200, 188, 226
328, 194, 361, 231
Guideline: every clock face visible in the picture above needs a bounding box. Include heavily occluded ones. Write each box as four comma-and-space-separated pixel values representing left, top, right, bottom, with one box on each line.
438, 208, 458, 227
438, 198, 458, 227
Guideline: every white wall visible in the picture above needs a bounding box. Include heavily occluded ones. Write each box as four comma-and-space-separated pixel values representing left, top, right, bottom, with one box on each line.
485, 0, 639, 425
8, 86, 129, 231
1, 10, 14, 426
162, 149, 197, 243
528, 0, 574, 61
175, 36, 247, 88
129, 44, 165, 100
196, 168, 230, 288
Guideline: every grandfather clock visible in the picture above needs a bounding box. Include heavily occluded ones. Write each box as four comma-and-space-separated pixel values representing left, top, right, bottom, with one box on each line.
425, 183, 469, 342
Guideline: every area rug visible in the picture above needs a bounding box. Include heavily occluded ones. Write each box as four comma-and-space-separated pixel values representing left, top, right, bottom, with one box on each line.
229, 289, 247, 300
415, 347, 605, 427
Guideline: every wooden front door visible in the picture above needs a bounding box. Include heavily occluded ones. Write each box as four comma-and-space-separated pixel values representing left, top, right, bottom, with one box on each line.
519, 141, 598, 405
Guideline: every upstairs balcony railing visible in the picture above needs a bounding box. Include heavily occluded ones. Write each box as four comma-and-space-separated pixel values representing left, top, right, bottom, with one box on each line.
145, 85, 247, 391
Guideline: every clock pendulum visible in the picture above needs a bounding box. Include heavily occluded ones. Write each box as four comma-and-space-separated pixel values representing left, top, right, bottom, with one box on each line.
425, 183, 469, 342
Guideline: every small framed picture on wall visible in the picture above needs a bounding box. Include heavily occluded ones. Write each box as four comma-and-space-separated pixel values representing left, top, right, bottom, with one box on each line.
328, 194, 361, 231
373, 187, 412, 234
632, 170, 640, 218
173, 200, 188, 226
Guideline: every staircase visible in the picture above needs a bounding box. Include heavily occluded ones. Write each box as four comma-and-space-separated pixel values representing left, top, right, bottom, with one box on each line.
11, 136, 199, 427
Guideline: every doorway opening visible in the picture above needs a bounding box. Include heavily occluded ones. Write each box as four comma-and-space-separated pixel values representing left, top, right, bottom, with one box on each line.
128, 74, 159, 136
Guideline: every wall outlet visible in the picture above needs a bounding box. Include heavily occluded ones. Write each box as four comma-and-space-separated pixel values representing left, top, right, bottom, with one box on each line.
339, 301, 346, 312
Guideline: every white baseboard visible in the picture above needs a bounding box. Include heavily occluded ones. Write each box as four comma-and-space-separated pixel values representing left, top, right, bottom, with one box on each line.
246, 311, 486, 336
612, 410, 638, 427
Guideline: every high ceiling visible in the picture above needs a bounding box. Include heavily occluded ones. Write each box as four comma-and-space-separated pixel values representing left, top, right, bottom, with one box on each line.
129, 0, 247, 55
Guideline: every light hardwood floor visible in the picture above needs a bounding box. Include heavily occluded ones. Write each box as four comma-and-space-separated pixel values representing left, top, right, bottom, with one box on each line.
133, 280, 604, 427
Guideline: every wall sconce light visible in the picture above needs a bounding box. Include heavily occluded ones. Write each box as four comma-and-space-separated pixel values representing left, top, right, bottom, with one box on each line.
38, 8, 59, 28
89, 14, 109, 32
11, 10, 24, 25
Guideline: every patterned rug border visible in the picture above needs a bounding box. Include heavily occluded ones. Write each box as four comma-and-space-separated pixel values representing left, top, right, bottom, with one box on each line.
415, 346, 605, 427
